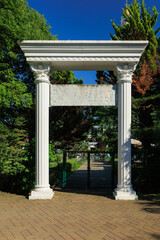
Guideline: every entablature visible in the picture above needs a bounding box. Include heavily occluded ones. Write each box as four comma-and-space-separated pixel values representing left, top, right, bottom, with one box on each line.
20, 40, 148, 71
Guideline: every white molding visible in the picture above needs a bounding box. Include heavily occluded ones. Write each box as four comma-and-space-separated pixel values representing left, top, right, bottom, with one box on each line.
27, 57, 140, 62
20, 40, 148, 44
26, 57, 140, 61
20, 40, 148, 71
31, 65, 51, 83
115, 64, 137, 83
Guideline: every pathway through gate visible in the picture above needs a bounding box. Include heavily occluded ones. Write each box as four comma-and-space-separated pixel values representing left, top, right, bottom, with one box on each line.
63, 153, 114, 193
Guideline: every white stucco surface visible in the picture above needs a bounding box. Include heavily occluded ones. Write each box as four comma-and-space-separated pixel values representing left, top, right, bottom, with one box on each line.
50, 84, 117, 106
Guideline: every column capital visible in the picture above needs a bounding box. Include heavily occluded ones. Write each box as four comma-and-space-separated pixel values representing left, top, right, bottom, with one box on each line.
31, 64, 51, 84
115, 64, 137, 84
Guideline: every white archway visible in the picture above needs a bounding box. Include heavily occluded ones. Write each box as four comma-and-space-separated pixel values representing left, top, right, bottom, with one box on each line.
20, 40, 148, 200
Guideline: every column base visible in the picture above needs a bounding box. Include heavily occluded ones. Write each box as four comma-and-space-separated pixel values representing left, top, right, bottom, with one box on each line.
29, 188, 54, 200
113, 187, 138, 200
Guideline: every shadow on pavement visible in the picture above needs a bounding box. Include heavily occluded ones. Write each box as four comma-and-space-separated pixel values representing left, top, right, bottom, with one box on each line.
151, 234, 160, 239
136, 194, 160, 215
54, 160, 115, 199
54, 187, 114, 199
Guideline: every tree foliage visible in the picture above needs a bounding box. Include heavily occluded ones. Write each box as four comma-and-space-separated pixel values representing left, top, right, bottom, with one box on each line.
0, 0, 57, 192
95, 1, 160, 184
91, 107, 118, 153
108, 0, 160, 193
97, 0, 160, 92
111, 0, 160, 68
132, 61, 154, 96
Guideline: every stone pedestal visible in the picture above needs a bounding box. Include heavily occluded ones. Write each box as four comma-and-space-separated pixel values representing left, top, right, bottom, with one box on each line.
114, 64, 138, 200
29, 188, 54, 200
29, 65, 54, 200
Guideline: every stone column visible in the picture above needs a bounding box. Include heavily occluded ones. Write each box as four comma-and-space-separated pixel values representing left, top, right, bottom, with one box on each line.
29, 65, 54, 200
114, 64, 138, 200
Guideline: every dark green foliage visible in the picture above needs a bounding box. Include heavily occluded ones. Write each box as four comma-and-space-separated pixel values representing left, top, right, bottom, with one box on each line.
109, 0, 160, 194
51, 71, 83, 84
72, 141, 90, 151
90, 107, 118, 154
50, 106, 93, 149
132, 126, 160, 193
95, 71, 116, 85
95, 0, 160, 193
0, 0, 57, 193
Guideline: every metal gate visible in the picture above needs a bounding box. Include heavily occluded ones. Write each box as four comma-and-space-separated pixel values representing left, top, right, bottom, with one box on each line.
62, 151, 116, 190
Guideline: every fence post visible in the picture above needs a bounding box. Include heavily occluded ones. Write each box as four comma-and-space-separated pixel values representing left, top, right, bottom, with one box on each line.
87, 152, 90, 188
62, 151, 67, 188
111, 153, 115, 189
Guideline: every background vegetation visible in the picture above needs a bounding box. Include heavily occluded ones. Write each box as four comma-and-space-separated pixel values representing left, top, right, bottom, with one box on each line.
96, 0, 160, 193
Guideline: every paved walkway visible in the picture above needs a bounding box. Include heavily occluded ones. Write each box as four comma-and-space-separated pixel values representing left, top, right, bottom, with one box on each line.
0, 191, 160, 239
65, 160, 112, 189
90, 160, 112, 189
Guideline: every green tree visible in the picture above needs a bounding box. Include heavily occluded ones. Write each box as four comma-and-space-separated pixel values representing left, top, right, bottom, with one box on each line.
95, 0, 160, 193
88, 107, 118, 155
109, 0, 160, 193
0, 0, 57, 193
97, 0, 160, 84
111, 0, 159, 67
109, 0, 160, 131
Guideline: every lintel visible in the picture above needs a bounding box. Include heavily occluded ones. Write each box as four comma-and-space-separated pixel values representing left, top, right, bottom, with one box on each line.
20, 40, 148, 71
50, 84, 117, 107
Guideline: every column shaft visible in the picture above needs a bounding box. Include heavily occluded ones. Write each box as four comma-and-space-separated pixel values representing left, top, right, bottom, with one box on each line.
29, 65, 54, 200
114, 64, 138, 200
118, 81, 132, 189
35, 81, 49, 189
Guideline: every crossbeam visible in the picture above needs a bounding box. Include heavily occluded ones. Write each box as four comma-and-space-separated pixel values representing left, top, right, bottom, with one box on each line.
50, 84, 117, 106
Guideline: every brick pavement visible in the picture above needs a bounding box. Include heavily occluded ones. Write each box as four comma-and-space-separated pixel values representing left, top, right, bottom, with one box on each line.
0, 190, 160, 240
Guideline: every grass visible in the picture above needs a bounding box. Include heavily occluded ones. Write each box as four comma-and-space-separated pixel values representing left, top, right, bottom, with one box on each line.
138, 193, 160, 202
50, 155, 86, 188
67, 157, 86, 172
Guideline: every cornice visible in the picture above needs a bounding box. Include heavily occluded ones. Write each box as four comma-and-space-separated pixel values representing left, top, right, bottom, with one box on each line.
20, 40, 148, 44
20, 40, 148, 71
21, 40, 148, 56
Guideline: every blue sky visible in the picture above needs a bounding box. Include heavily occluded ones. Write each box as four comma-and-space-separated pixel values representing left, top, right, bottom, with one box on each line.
27, 0, 160, 84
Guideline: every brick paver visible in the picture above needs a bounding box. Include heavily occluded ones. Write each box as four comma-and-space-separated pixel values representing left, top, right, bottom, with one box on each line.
0, 190, 160, 239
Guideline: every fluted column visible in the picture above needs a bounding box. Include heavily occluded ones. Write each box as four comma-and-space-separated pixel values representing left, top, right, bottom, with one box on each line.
114, 64, 138, 200
29, 64, 54, 200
